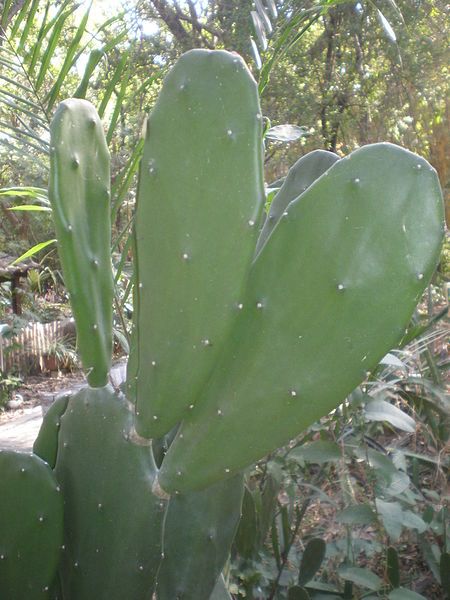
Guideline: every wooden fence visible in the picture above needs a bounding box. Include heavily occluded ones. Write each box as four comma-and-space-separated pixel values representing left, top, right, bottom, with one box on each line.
0, 318, 76, 374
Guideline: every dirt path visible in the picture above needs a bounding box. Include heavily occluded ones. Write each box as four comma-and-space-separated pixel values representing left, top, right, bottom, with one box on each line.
0, 361, 127, 452
0, 406, 43, 451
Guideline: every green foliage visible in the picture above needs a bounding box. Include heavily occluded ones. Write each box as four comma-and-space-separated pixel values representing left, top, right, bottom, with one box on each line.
0, 370, 21, 408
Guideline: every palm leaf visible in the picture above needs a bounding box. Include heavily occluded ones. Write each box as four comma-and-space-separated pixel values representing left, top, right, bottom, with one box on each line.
98, 51, 130, 118
35, 4, 78, 91
73, 48, 105, 99
27, 2, 53, 76
111, 138, 145, 221
8, 205, 51, 212
106, 62, 131, 143
0, 0, 129, 169
0, 0, 14, 28
12, 238, 56, 264
17, 0, 40, 51
45, 3, 93, 110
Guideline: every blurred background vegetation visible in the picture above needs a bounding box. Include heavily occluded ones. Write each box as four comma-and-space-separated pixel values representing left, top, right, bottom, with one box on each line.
0, 0, 448, 261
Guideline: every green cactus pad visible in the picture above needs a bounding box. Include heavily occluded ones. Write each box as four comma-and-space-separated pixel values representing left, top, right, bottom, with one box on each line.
49, 99, 113, 387
0, 450, 63, 599
33, 392, 71, 468
256, 150, 340, 255
129, 49, 265, 438
210, 576, 232, 600
159, 143, 444, 492
234, 486, 258, 559
157, 473, 243, 599
54, 385, 166, 599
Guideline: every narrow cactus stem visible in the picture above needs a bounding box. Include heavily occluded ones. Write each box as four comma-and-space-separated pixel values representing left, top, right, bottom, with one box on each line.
49, 99, 113, 387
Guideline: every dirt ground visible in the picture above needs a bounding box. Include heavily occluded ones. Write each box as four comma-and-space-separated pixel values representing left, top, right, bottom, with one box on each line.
0, 359, 127, 424
0, 370, 86, 424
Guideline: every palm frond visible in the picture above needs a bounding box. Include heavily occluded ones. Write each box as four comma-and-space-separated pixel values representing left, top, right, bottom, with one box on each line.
0, 0, 130, 171
45, 3, 93, 111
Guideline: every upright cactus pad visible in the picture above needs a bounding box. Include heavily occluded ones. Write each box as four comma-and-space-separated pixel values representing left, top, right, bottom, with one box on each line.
54, 386, 165, 599
157, 473, 244, 599
49, 100, 113, 387
33, 392, 70, 468
0, 450, 63, 599
210, 576, 233, 600
255, 150, 340, 254
129, 49, 265, 438
159, 143, 444, 493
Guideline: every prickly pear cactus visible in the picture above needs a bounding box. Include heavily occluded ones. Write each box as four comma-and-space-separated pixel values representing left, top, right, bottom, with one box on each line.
255, 149, 340, 254
49, 99, 113, 387
33, 392, 71, 468
0, 450, 63, 600
210, 576, 233, 600
157, 473, 244, 599
54, 386, 165, 600
128, 49, 265, 439
158, 143, 444, 493
9, 48, 442, 600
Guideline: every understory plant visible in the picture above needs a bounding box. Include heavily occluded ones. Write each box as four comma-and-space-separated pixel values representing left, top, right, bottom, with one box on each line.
0, 49, 445, 600
230, 306, 449, 599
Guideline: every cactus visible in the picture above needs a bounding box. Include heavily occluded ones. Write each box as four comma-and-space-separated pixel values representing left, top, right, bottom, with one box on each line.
157, 143, 444, 493
49, 99, 112, 387
0, 450, 63, 599
255, 149, 340, 255
1, 49, 444, 600
210, 576, 233, 600
54, 386, 165, 600
128, 49, 265, 439
33, 392, 71, 468
157, 473, 244, 599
